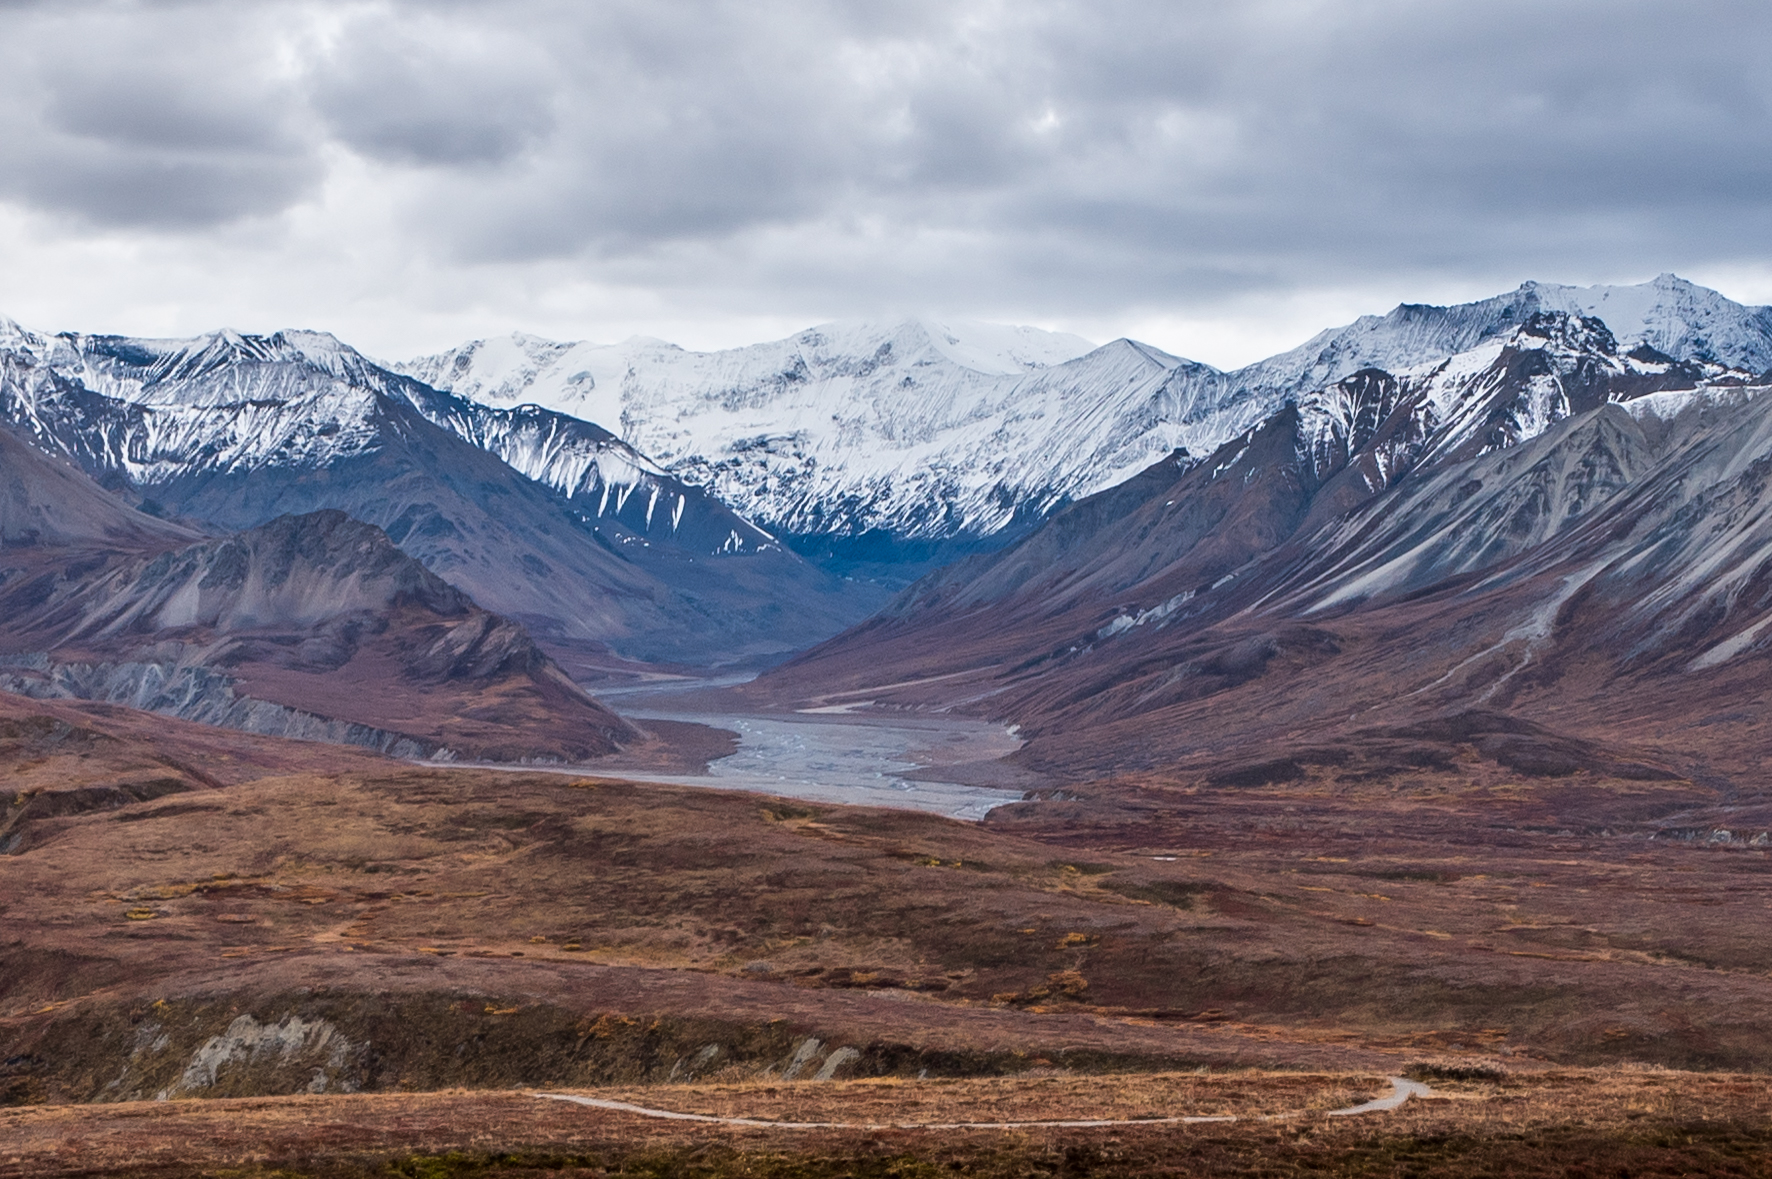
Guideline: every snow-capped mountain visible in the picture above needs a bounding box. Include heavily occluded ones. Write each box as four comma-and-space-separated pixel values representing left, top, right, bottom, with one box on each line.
1533, 273, 1772, 369
0, 320, 867, 668
404, 277, 1772, 565
401, 319, 1195, 552
854, 310, 1715, 621
1293, 310, 1740, 492
1238, 274, 1772, 401
3, 273, 1763, 671
0, 320, 775, 554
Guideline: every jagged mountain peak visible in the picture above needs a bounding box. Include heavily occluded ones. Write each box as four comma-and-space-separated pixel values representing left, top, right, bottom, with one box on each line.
1277, 307, 1740, 487
1244, 275, 1772, 407
71, 324, 367, 373
1096, 336, 1197, 373
1519, 273, 1772, 370
1406, 304, 1740, 395
37, 324, 393, 415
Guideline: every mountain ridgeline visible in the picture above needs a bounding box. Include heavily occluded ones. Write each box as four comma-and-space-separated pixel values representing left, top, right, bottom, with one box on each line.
403, 274, 1772, 576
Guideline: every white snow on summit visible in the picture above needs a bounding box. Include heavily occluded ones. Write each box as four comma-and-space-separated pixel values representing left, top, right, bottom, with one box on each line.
7, 275, 1758, 565
1240, 274, 1772, 404
0, 322, 385, 482
403, 318, 1096, 419
402, 320, 1190, 542
1528, 273, 1772, 369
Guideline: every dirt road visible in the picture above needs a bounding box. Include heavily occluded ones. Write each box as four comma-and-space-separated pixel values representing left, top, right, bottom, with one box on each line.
533, 1075, 1430, 1128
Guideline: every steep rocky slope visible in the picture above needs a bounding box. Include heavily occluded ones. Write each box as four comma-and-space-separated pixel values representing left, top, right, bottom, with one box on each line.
0, 426, 202, 551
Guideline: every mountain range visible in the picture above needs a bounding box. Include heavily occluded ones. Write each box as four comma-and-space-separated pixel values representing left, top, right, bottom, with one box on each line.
16, 272, 1772, 1123
403, 274, 1772, 580
4, 273, 1772, 774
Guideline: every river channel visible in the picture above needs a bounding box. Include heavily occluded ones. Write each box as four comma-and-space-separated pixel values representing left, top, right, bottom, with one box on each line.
594, 679, 1030, 820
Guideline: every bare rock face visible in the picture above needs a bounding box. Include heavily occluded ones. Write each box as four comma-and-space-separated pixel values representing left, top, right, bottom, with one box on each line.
0, 427, 198, 550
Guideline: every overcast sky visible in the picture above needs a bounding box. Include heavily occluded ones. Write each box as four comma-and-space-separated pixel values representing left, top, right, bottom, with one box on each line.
0, 0, 1768, 367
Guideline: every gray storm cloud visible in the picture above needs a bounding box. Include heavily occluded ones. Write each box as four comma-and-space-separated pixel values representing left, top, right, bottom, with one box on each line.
0, 4, 320, 227
309, 14, 557, 167
0, 0, 1768, 323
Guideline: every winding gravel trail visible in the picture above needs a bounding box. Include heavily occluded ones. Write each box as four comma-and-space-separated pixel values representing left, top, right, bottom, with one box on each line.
534, 1076, 1431, 1129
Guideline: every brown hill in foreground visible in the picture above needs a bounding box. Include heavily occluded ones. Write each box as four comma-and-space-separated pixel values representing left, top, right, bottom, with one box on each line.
0, 508, 640, 761
0, 425, 641, 760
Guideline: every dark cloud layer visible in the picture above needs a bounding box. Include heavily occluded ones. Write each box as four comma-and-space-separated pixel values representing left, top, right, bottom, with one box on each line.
0, 5, 320, 227
1, 0, 1769, 322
